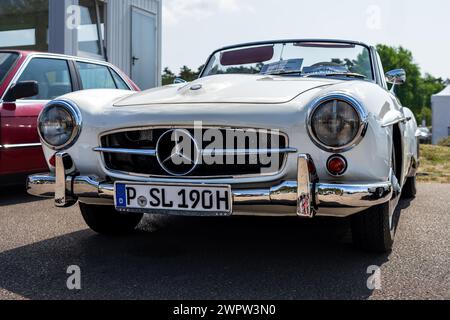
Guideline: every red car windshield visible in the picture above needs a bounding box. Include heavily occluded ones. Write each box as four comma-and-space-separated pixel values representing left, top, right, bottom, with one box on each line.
0, 52, 19, 86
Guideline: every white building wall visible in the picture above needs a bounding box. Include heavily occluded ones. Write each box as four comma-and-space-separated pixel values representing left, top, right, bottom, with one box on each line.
106, 0, 162, 87
431, 95, 450, 144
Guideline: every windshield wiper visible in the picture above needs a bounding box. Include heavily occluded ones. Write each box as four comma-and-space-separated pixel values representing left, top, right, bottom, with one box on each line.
303, 72, 366, 79
266, 71, 366, 79
265, 71, 303, 76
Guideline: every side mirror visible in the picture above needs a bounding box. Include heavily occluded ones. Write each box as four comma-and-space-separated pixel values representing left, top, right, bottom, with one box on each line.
173, 77, 187, 84
4, 81, 39, 102
386, 69, 406, 86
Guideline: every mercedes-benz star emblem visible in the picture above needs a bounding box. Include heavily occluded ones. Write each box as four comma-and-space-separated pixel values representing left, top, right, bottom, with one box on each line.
156, 129, 200, 176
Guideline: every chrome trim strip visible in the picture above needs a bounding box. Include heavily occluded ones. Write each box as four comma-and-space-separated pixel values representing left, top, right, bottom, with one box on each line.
14, 99, 51, 104
306, 93, 369, 153
316, 182, 392, 208
97, 125, 290, 143
0, 143, 41, 149
93, 147, 157, 156
101, 166, 287, 182
201, 148, 297, 156
93, 147, 297, 157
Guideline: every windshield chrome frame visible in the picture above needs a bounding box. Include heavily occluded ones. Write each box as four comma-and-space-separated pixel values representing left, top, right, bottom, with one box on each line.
199, 39, 377, 85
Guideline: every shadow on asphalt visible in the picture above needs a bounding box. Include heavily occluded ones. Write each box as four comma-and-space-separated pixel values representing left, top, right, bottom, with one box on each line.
391, 196, 413, 235
0, 202, 416, 299
0, 185, 45, 207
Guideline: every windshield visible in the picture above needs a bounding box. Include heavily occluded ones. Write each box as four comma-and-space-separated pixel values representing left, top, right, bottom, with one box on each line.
0, 52, 19, 86
201, 41, 374, 81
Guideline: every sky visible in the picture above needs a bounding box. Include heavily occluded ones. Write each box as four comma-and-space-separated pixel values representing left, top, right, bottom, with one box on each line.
162, 0, 450, 79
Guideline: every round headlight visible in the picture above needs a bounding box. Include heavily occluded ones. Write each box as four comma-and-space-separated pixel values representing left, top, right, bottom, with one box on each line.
308, 95, 367, 152
38, 100, 82, 150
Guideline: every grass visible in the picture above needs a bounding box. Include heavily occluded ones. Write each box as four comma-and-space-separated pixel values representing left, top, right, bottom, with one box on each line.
418, 144, 450, 183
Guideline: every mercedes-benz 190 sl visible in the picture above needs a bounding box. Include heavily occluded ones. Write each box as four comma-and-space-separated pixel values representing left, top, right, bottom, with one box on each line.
27, 39, 419, 252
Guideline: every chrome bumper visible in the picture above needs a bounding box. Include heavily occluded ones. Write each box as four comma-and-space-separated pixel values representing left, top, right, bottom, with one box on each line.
27, 153, 393, 218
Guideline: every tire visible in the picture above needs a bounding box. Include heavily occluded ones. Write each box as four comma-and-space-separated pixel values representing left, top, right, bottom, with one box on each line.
351, 202, 394, 253
402, 176, 417, 199
79, 203, 143, 235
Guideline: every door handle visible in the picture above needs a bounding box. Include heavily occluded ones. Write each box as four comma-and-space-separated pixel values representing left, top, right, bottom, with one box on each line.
132, 56, 139, 65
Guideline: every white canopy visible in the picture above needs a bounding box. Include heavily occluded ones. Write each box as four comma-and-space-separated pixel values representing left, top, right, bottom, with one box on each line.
432, 85, 450, 144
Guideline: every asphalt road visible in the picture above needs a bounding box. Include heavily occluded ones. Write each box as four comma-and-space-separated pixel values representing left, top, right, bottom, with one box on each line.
0, 183, 448, 300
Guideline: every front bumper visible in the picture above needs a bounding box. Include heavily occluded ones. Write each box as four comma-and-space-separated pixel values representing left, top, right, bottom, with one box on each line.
27, 153, 393, 218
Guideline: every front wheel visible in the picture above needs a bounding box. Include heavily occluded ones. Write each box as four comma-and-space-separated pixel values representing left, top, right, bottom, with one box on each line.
352, 138, 401, 253
79, 203, 143, 235
351, 202, 394, 253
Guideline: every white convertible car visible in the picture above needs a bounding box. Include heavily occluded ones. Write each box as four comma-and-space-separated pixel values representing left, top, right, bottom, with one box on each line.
28, 39, 419, 252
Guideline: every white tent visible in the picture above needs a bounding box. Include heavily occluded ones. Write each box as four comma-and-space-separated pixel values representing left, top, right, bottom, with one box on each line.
431, 85, 450, 144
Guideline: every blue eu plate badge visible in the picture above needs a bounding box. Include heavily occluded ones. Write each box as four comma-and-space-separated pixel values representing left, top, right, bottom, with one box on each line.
115, 183, 127, 208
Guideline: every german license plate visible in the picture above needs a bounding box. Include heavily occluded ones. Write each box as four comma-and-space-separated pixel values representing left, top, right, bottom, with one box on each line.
114, 182, 232, 216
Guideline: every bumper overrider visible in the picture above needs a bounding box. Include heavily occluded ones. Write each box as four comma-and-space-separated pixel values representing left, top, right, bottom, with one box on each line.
27, 153, 393, 218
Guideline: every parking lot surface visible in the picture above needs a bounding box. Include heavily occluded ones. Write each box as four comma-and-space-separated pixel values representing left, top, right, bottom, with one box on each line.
0, 183, 448, 300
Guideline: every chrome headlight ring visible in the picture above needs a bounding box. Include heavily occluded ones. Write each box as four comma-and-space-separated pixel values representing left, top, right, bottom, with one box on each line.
307, 92, 368, 153
37, 99, 82, 151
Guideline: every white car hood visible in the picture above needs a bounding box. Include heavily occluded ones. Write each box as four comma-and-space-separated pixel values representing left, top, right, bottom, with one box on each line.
114, 74, 340, 106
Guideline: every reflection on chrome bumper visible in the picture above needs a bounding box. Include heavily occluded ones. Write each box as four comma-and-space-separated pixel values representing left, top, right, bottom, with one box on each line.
27, 153, 393, 218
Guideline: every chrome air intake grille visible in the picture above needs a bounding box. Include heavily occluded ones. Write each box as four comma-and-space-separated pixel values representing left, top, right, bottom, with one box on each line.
96, 127, 294, 178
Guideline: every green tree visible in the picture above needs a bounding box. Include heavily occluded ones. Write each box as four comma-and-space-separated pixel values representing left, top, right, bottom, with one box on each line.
416, 74, 446, 125
376, 44, 445, 124
162, 64, 205, 85
419, 74, 444, 106
376, 45, 422, 114
179, 65, 198, 82
351, 49, 372, 79
161, 67, 176, 86
418, 107, 432, 127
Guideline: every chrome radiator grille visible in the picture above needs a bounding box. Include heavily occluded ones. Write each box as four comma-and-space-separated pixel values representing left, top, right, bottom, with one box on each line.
95, 127, 294, 178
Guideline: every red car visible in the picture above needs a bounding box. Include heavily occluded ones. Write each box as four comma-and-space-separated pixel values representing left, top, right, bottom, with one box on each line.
0, 50, 139, 185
